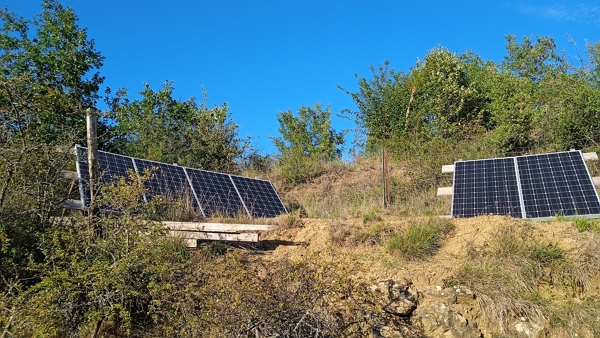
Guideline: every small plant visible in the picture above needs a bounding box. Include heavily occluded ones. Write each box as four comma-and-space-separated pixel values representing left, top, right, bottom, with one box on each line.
387, 218, 454, 260
573, 217, 600, 232
528, 242, 564, 263
442, 276, 459, 289
354, 222, 392, 245
362, 210, 383, 223
278, 210, 303, 229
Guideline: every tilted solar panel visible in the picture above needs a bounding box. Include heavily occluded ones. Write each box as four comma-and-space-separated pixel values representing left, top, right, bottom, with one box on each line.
451, 150, 600, 220
517, 151, 600, 219
76, 145, 138, 208
74, 145, 288, 218
452, 157, 522, 218
133, 158, 199, 210
230, 175, 288, 218
185, 168, 247, 217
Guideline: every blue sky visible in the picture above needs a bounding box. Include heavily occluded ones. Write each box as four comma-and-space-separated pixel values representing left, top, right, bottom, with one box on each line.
4, 1, 600, 156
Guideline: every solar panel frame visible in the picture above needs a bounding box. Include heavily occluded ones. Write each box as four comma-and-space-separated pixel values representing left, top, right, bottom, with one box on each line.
516, 151, 600, 220
133, 158, 200, 211
451, 150, 600, 220
74, 145, 288, 218
451, 157, 523, 218
229, 174, 288, 218
185, 168, 249, 218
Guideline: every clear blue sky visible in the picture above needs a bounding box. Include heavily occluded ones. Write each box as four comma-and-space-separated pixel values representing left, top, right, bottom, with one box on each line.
4, 1, 600, 156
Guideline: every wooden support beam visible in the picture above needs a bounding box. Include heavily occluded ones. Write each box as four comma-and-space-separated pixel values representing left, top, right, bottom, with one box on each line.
163, 221, 277, 232
55, 145, 76, 155
437, 187, 453, 196
63, 199, 84, 210
442, 165, 455, 173
182, 238, 198, 248
61, 170, 79, 181
170, 230, 259, 242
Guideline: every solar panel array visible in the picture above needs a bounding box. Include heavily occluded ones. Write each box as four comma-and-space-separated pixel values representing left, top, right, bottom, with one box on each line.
75, 145, 287, 218
451, 151, 600, 220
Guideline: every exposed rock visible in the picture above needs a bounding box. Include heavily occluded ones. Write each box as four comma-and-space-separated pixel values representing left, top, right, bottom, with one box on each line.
412, 285, 482, 338
371, 280, 419, 316
513, 317, 543, 337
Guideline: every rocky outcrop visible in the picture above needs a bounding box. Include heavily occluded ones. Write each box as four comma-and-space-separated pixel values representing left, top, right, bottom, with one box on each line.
411, 285, 482, 338
365, 281, 483, 338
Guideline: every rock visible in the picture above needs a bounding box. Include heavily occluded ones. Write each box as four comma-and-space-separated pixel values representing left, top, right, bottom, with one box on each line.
371, 280, 419, 316
513, 318, 543, 337
412, 286, 482, 338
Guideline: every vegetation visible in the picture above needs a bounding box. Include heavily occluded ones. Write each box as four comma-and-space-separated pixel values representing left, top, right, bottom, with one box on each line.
272, 103, 345, 184
2, 1, 600, 337
456, 221, 600, 336
386, 218, 454, 260
106, 82, 248, 172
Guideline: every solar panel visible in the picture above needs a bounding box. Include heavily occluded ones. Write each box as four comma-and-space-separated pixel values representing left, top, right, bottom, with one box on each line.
230, 175, 288, 218
452, 157, 522, 218
76, 145, 138, 208
133, 159, 199, 210
185, 168, 247, 217
517, 151, 600, 219
451, 150, 600, 220
74, 145, 288, 218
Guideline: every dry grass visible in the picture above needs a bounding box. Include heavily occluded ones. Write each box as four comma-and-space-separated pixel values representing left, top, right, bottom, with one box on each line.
455, 221, 600, 337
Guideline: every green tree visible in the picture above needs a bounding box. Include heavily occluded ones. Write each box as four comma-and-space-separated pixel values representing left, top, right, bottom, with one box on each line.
0, 0, 106, 145
342, 49, 489, 151
339, 61, 409, 150
107, 82, 247, 172
502, 34, 567, 83
272, 103, 344, 184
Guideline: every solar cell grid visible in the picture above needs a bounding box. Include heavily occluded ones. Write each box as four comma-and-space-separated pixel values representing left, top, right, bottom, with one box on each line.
133, 159, 199, 209
76, 146, 137, 208
230, 175, 288, 218
185, 168, 247, 217
452, 157, 522, 218
517, 151, 600, 219
74, 145, 288, 218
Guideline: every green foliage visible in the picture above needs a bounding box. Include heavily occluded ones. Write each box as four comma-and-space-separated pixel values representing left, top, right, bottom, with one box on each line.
387, 218, 454, 260
342, 49, 490, 150
573, 218, 600, 233
502, 34, 567, 83
107, 82, 247, 172
272, 103, 344, 184
362, 209, 382, 223
4, 170, 191, 336
0, 0, 107, 145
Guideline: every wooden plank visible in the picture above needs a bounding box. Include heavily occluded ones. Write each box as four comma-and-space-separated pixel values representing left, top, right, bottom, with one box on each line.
170, 230, 259, 242
61, 170, 79, 181
437, 187, 453, 196
163, 221, 277, 232
182, 238, 198, 248
63, 199, 84, 210
442, 164, 455, 173
593, 177, 600, 187
55, 145, 76, 155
